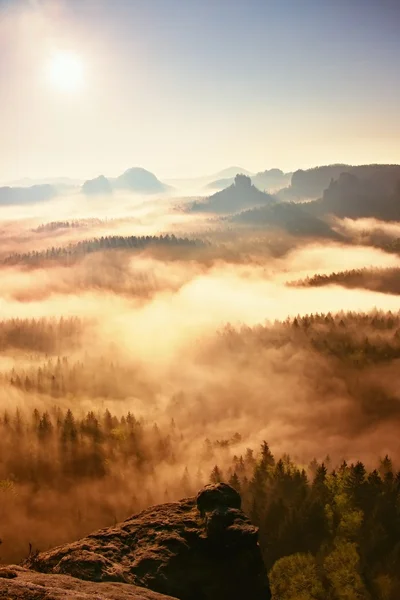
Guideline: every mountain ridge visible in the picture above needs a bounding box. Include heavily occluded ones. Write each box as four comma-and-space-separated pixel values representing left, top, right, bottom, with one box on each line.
231, 201, 340, 239
82, 167, 171, 195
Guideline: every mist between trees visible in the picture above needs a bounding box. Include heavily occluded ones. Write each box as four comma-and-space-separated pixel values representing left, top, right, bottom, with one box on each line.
0, 311, 400, 576
0, 209, 399, 598
1, 412, 399, 599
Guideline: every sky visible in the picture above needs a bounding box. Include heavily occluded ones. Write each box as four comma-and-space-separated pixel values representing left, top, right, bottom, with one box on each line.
0, 0, 399, 182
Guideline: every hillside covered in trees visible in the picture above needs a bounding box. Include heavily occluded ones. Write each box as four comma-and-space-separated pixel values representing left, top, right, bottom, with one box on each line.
2, 234, 202, 266
0, 407, 399, 598
3, 0, 400, 593
0, 171, 400, 599
0, 310, 399, 595
292, 267, 400, 295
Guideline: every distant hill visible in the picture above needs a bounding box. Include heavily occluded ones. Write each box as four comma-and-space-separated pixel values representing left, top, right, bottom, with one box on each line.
165, 166, 253, 193
81, 167, 171, 195
305, 167, 400, 221
231, 201, 339, 239
278, 163, 400, 202
0, 184, 57, 206
206, 169, 291, 193
278, 164, 351, 200
205, 176, 237, 191
253, 169, 292, 192
6, 177, 82, 188
212, 166, 253, 179
113, 167, 171, 193
191, 174, 275, 214
82, 175, 113, 195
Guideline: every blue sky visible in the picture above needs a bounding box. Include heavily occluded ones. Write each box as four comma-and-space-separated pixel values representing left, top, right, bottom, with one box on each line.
1, 0, 399, 180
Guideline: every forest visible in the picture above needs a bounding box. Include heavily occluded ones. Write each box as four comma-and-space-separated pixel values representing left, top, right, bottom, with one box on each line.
2, 234, 201, 265
0, 308, 399, 600
293, 267, 400, 295
3, 1, 400, 596
0, 406, 399, 598
0, 184, 399, 599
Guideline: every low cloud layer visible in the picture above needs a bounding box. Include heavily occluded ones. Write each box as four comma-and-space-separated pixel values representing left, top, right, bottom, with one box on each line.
0, 200, 400, 563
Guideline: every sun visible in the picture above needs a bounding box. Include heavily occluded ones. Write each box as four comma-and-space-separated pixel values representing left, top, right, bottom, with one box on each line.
46, 51, 84, 94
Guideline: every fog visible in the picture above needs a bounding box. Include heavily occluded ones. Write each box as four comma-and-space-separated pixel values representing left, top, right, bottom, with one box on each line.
0, 195, 400, 563
335, 217, 400, 240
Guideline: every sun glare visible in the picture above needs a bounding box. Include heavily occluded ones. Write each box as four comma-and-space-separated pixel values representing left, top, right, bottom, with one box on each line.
46, 51, 84, 93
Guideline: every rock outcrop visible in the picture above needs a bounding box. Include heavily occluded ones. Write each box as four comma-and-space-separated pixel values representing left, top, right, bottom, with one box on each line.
196, 482, 242, 515
0, 566, 177, 599
279, 163, 400, 205
206, 169, 291, 194
82, 174, 113, 195
191, 174, 276, 214
24, 483, 270, 600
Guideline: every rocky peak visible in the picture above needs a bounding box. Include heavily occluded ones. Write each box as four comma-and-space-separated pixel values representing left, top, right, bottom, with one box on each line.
196, 482, 242, 515
22, 483, 270, 600
234, 173, 252, 188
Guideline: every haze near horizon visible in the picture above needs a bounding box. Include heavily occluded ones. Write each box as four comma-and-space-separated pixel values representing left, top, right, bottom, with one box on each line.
1, 2, 400, 598
1, 0, 400, 181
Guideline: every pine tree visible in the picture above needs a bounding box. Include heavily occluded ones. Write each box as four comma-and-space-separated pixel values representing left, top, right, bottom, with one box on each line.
38, 412, 53, 441
210, 465, 222, 484
62, 409, 77, 443
229, 472, 241, 492
260, 441, 275, 470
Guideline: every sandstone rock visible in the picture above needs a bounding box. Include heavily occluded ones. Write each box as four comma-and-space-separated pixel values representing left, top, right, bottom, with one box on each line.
196, 482, 242, 515
0, 566, 177, 599
24, 484, 270, 600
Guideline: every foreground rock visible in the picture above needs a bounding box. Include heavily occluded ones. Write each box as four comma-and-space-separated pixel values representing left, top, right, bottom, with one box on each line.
24, 483, 270, 600
0, 566, 177, 600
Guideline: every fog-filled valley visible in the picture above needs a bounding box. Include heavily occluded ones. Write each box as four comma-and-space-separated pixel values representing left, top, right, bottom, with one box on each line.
3, 0, 400, 596
0, 164, 400, 598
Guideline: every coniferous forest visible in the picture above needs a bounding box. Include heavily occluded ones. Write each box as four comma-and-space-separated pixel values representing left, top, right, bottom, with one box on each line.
0, 173, 400, 600
3, 4, 400, 597
0, 303, 400, 598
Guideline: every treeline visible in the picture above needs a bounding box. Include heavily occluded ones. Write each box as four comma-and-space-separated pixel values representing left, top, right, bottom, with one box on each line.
3, 356, 146, 399
222, 311, 400, 367
0, 405, 399, 598
1, 310, 400, 574
33, 219, 103, 233
0, 406, 240, 491
0, 317, 83, 354
212, 442, 400, 600
2, 312, 400, 366
292, 267, 400, 295
0, 406, 208, 563
0, 407, 177, 486
350, 229, 400, 255
2, 234, 202, 265
375, 237, 400, 254
293, 311, 400, 366
3, 312, 400, 394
